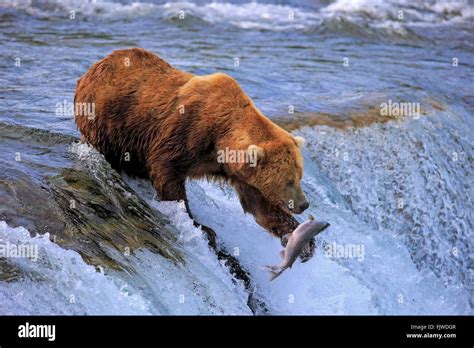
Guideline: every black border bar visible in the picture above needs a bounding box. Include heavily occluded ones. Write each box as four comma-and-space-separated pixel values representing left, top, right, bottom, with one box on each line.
0, 315, 472, 346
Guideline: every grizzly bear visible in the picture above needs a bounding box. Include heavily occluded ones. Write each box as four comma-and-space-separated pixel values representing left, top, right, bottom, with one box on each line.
74, 48, 313, 259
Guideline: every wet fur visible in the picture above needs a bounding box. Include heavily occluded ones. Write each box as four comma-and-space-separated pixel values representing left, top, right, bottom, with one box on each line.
74, 48, 302, 238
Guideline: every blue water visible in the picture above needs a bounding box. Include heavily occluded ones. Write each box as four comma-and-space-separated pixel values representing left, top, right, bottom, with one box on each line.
0, 0, 472, 314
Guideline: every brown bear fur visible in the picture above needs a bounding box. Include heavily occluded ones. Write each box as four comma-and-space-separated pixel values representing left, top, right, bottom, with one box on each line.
74, 48, 309, 240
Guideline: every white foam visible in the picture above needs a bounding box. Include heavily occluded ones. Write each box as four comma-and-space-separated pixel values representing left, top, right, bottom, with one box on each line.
322, 0, 474, 23
161, 1, 320, 30
0, 221, 151, 315
67, 121, 471, 314
0, 144, 252, 315
185, 176, 470, 314
0, 0, 156, 18
294, 107, 473, 312
2, 0, 472, 35
3, 0, 472, 25
0, 208, 251, 315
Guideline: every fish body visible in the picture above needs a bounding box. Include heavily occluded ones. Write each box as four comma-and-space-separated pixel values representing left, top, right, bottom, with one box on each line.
266, 216, 329, 281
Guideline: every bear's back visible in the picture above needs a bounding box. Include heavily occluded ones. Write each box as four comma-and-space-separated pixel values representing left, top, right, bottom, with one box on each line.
74, 48, 194, 177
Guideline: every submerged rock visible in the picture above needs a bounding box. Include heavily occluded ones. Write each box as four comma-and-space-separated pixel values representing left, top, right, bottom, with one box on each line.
0, 122, 182, 272
0, 258, 23, 282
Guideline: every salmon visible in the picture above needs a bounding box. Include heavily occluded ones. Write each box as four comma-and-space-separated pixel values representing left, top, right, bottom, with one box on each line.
266, 215, 329, 281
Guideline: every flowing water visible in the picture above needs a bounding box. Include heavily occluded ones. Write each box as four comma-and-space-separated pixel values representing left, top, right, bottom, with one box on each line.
0, 0, 472, 314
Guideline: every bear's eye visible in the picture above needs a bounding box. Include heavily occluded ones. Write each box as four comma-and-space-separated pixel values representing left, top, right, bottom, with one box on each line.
286, 180, 295, 187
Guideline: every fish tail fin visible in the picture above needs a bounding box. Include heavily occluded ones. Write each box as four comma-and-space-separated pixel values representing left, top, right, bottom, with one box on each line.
265, 265, 282, 281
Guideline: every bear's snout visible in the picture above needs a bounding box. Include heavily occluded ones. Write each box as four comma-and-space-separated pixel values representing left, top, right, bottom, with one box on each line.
281, 184, 309, 214
292, 198, 309, 214
299, 200, 309, 212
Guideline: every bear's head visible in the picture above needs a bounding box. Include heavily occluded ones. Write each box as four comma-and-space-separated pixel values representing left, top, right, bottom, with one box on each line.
236, 136, 309, 214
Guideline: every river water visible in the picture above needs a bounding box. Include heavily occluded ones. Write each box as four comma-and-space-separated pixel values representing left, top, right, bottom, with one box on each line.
0, 0, 472, 314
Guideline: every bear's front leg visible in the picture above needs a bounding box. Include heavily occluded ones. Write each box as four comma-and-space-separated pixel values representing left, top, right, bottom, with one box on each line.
149, 164, 221, 248
149, 164, 187, 202
233, 181, 315, 262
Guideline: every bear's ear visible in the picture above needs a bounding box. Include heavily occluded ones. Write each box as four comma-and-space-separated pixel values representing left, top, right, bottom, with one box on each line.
294, 136, 305, 149
247, 144, 264, 160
